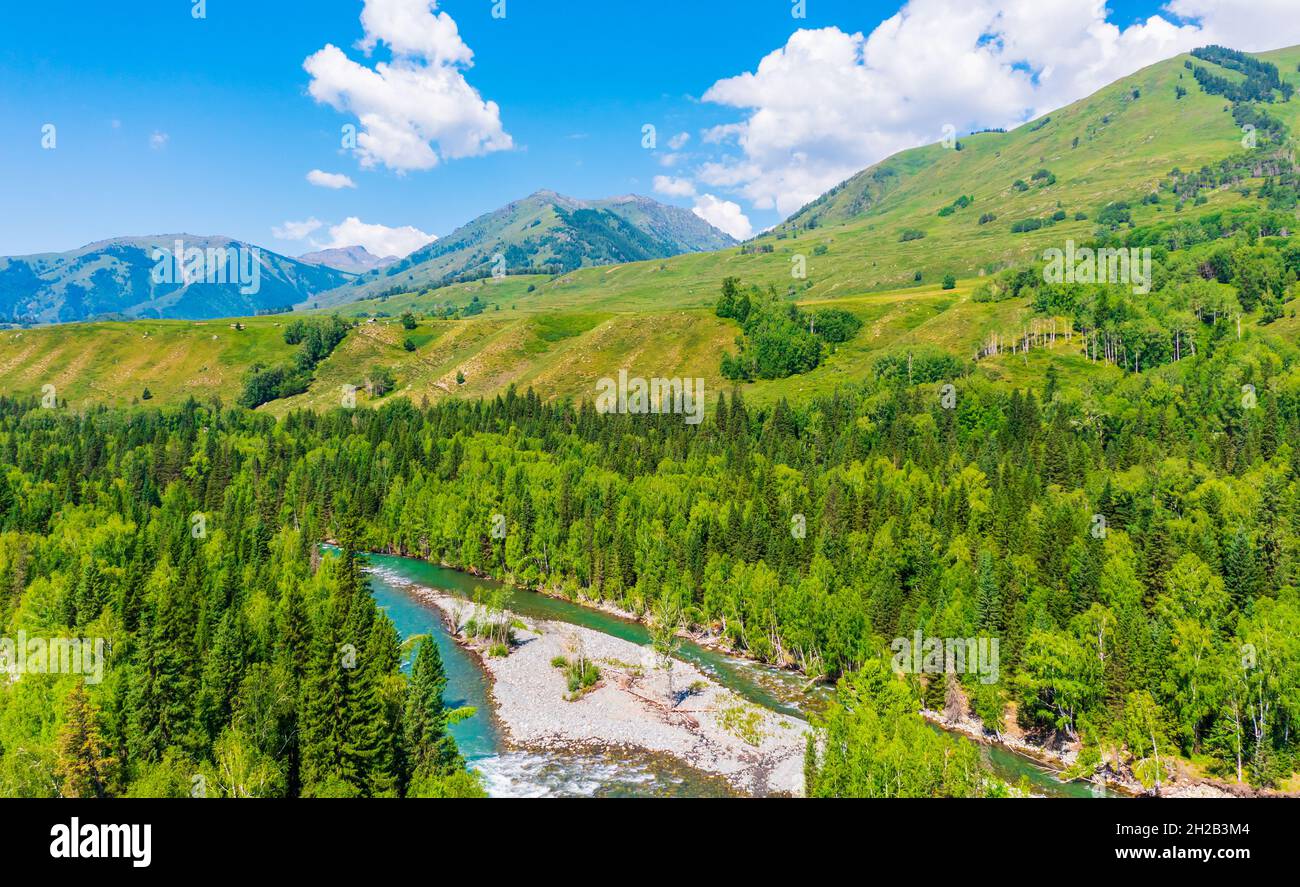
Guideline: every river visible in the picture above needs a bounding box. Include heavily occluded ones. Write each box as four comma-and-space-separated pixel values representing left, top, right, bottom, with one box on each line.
358, 550, 1112, 798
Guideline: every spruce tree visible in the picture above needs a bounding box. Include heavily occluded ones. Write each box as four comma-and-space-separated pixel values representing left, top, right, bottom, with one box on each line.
56, 682, 117, 798
403, 636, 459, 780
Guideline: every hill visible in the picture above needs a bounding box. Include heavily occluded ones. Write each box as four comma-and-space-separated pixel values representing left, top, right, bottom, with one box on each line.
4, 45, 1300, 414
0, 234, 353, 323
308, 190, 737, 308
299, 245, 399, 274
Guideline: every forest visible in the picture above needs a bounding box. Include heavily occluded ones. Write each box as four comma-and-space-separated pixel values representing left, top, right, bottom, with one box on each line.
0, 402, 482, 797
1, 250, 1295, 795
3, 214, 1300, 795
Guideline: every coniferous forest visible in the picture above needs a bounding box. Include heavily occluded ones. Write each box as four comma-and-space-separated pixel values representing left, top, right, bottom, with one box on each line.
1, 246, 1298, 795
7, 2, 1300, 816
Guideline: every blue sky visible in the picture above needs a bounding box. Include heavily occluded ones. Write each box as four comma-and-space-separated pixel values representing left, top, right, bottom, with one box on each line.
0, 0, 1284, 257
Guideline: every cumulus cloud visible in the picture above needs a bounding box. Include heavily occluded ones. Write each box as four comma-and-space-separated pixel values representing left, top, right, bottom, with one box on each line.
1164, 0, 1300, 51
307, 169, 358, 189
273, 218, 324, 241
148, 131, 169, 150
692, 194, 753, 241
304, 0, 511, 173
274, 216, 435, 259
667, 131, 691, 150
323, 216, 435, 257
653, 175, 697, 198
696, 0, 1300, 218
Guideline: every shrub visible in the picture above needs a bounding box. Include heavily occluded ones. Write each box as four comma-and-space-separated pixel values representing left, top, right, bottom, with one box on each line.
1096, 202, 1132, 227
813, 308, 863, 343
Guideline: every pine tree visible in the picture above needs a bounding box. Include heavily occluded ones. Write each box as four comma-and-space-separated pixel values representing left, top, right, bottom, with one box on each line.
975, 551, 1002, 633
344, 615, 401, 797
129, 561, 200, 762
201, 609, 247, 738
403, 636, 460, 781
1222, 527, 1259, 607
56, 682, 117, 798
298, 593, 355, 795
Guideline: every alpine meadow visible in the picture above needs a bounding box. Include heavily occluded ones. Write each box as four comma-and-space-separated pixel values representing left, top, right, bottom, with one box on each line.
3, 0, 1300, 831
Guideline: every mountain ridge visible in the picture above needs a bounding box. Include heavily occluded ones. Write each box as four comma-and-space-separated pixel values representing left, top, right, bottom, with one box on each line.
0, 234, 353, 323
4, 44, 1300, 414
299, 245, 399, 274
305, 190, 738, 308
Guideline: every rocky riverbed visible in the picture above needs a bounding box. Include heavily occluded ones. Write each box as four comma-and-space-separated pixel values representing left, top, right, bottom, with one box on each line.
416, 589, 807, 797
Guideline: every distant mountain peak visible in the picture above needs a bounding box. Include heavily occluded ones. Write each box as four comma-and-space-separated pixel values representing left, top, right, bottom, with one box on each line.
308, 190, 737, 309
0, 235, 352, 323
298, 245, 398, 275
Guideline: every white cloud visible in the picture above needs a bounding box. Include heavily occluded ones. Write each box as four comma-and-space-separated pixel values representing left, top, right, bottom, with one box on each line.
322, 217, 437, 258
306, 169, 358, 189
701, 124, 744, 145
653, 175, 697, 198
1163, 0, 1300, 51
304, 0, 512, 173
148, 131, 169, 150
323, 217, 435, 257
667, 131, 691, 150
692, 194, 752, 241
696, 0, 1300, 218
357, 0, 474, 63
273, 218, 324, 240
272, 215, 432, 258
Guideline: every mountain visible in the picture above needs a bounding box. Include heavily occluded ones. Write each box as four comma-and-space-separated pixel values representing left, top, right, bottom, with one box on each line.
306, 190, 737, 308
0, 235, 353, 323
768, 43, 1297, 272
299, 245, 399, 274
5, 44, 1300, 414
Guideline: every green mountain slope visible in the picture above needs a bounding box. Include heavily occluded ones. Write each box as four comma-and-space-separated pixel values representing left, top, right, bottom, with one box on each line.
309, 190, 737, 308
5, 44, 1300, 414
332, 45, 1300, 324
0, 234, 354, 323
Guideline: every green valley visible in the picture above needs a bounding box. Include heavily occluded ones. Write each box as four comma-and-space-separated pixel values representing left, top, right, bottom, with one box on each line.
4, 22, 1300, 810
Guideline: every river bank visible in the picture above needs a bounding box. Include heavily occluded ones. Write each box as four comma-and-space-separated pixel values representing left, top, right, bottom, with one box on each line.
921, 708, 1266, 798
376, 552, 1128, 790
361, 548, 1125, 796
404, 554, 1298, 799
357, 549, 1125, 796
418, 589, 807, 796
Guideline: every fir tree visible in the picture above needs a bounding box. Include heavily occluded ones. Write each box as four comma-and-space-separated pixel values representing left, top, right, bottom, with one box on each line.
56, 682, 118, 798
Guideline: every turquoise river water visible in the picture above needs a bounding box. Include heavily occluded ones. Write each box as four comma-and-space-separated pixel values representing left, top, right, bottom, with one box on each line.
356, 550, 1112, 798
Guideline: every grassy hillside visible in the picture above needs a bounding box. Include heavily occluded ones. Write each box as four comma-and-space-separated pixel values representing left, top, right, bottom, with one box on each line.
0, 318, 297, 407
4, 46, 1300, 415
312, 191, 736, 308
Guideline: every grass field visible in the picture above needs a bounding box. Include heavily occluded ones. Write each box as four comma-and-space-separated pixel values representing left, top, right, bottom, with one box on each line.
4, 46, 1300, 415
